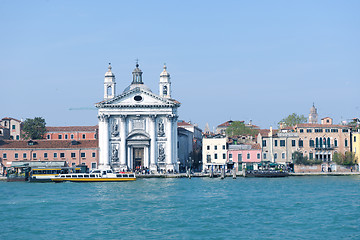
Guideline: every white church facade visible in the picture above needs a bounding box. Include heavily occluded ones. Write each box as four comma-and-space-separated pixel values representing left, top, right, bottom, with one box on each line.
95, 63, 180, 172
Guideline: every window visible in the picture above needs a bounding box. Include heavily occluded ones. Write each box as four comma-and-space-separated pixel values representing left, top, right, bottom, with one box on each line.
71, 153, 76, 158
206, 155, 211, 163
229, 154, 233, 159
334, 139, 338, 147
23, 153, 27, 159
274, 153, 277, 159
72, 163, 76, 166
47, 135, 50, 139
342, 129, 349, 133
262, 140, 267, 147
65, 134, 68, 139
12, 125, 15, 130
3, 153, 7, 159
16, 135, 19, 140
309, 139, 314, 147
238, 154, 242, 161
207, 146, 210, 150
214, 145, 217, 150
222, 145, 225, 150
33, 153, 37, 159
247, 153, 250, 159
91, 163, 97, 169
92, 152, 96, 158
280, 140, 285, 147
71, 134, 74, 139
58, 134, 62, 139
274, 140, 278, 147
60, 153, 65, 158
82, 134, 86, 139
263, 153, 267, 159
299, 139, 303, 147
44, 153, 48, 158
257, 153, 260, 159
299, 129, 304, 133
54, 153, 58, 158
354, 136, 357, 143
223, 153, 226, 159
81, 153, 86, 158
214, 154, 218, 159
292, 140, 296, 147
345, 139, 348, 147
282, 153, 285, 159
325, 129, 330, 133
15, 153, 18, 159
309, 153, 313, 160
306, 129, 312, 133
94, 134, 97, 139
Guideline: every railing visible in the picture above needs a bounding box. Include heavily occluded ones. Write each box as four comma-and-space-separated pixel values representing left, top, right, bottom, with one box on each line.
314, 144, 336, 150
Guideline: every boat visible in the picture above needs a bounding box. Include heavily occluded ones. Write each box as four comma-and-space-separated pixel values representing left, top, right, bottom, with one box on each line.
29, 166, 87, 182
50, 169, 136, 182
244, 170, 289, 178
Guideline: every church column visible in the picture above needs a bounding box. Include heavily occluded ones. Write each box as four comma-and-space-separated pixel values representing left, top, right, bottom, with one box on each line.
150, 115, 157, 172
166, 115, 173, 170
119, 115, 127, 171
173, 115, 179, 172
98, 113, 110, 169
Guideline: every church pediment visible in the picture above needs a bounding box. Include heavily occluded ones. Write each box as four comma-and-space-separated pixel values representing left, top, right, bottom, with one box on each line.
95, 87, 180, 108
127, 130, 151, 141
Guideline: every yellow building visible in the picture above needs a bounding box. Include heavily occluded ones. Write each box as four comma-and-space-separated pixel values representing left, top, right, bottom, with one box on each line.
352, 132, 360, 167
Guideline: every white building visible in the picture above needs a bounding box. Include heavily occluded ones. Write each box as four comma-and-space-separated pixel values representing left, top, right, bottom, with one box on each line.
202, 135, 227, 171
95, 63, 180, 172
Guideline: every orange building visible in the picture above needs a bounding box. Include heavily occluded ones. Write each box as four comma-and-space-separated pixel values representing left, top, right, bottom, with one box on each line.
45, 126, 98, 140
0, 139, 98, 173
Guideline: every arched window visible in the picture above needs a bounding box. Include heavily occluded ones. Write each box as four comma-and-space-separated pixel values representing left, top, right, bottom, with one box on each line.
319, 137, 323, 148
327, 137, 331, 148
163, 86, 168, 95
309, 139, 314, 147
315, 138, 319, 148
107, 86, 112, 96
334, 139, 338, 147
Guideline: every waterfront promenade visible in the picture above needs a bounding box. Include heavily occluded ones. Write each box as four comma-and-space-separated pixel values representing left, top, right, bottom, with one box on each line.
2, 171, 359, 181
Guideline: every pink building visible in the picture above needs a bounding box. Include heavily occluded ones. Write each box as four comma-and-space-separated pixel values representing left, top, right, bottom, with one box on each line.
45, 126, 98, 141
0, 139, 98, 173
227, 144, 261, 171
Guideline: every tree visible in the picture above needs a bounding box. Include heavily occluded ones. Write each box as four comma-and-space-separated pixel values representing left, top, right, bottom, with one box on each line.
225, 121, 255, 137
292, 151, 321, 165
22, 117, 46, 140
333, 152, 357, 166
278, 113, 307, 128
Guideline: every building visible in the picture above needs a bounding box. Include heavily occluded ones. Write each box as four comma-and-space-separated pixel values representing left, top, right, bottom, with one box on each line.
352, 131, 360, 168
0, 117, 22, 140
45, 126, 98, 140
216, 120, 259, 135
95, 63, 180, 172
202, 135, 227, 171
257, 128, 299, 164
0, 126, 10, 140
0, 139, 98, 173
177, 127, 193, 171
227, 143, 261, 171
295, 117, 351, 162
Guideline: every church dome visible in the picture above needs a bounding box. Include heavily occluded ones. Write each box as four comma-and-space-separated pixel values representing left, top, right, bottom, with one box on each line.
123, 83, 152, 93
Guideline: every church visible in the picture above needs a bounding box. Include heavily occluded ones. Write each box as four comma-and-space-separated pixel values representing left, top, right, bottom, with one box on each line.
95, 63, 180, 172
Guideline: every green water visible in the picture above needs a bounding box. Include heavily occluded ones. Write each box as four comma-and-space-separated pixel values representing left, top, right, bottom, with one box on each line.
1, 176, 360, 239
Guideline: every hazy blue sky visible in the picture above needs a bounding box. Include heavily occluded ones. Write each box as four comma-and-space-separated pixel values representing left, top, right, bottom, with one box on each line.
1, 0, 359, 130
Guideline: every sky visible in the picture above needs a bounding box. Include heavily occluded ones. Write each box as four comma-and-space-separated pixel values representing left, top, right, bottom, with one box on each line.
1, 0, 359, 131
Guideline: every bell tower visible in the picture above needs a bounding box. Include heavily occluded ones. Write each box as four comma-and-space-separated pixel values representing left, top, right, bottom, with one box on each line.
159, 64, 171, 99
104, 63, 116, 101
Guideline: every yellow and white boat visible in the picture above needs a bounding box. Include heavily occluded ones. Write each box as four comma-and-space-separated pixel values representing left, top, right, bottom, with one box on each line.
51, 169, 136, 182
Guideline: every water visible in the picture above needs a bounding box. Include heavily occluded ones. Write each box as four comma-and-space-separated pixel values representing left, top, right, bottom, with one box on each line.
1, 176, 360, 240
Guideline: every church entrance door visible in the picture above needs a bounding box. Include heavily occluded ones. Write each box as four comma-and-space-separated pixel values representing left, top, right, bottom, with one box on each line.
133, 148, 144, 169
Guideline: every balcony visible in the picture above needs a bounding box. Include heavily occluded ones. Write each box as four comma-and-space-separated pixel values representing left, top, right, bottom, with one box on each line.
314, 144, 336, 150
